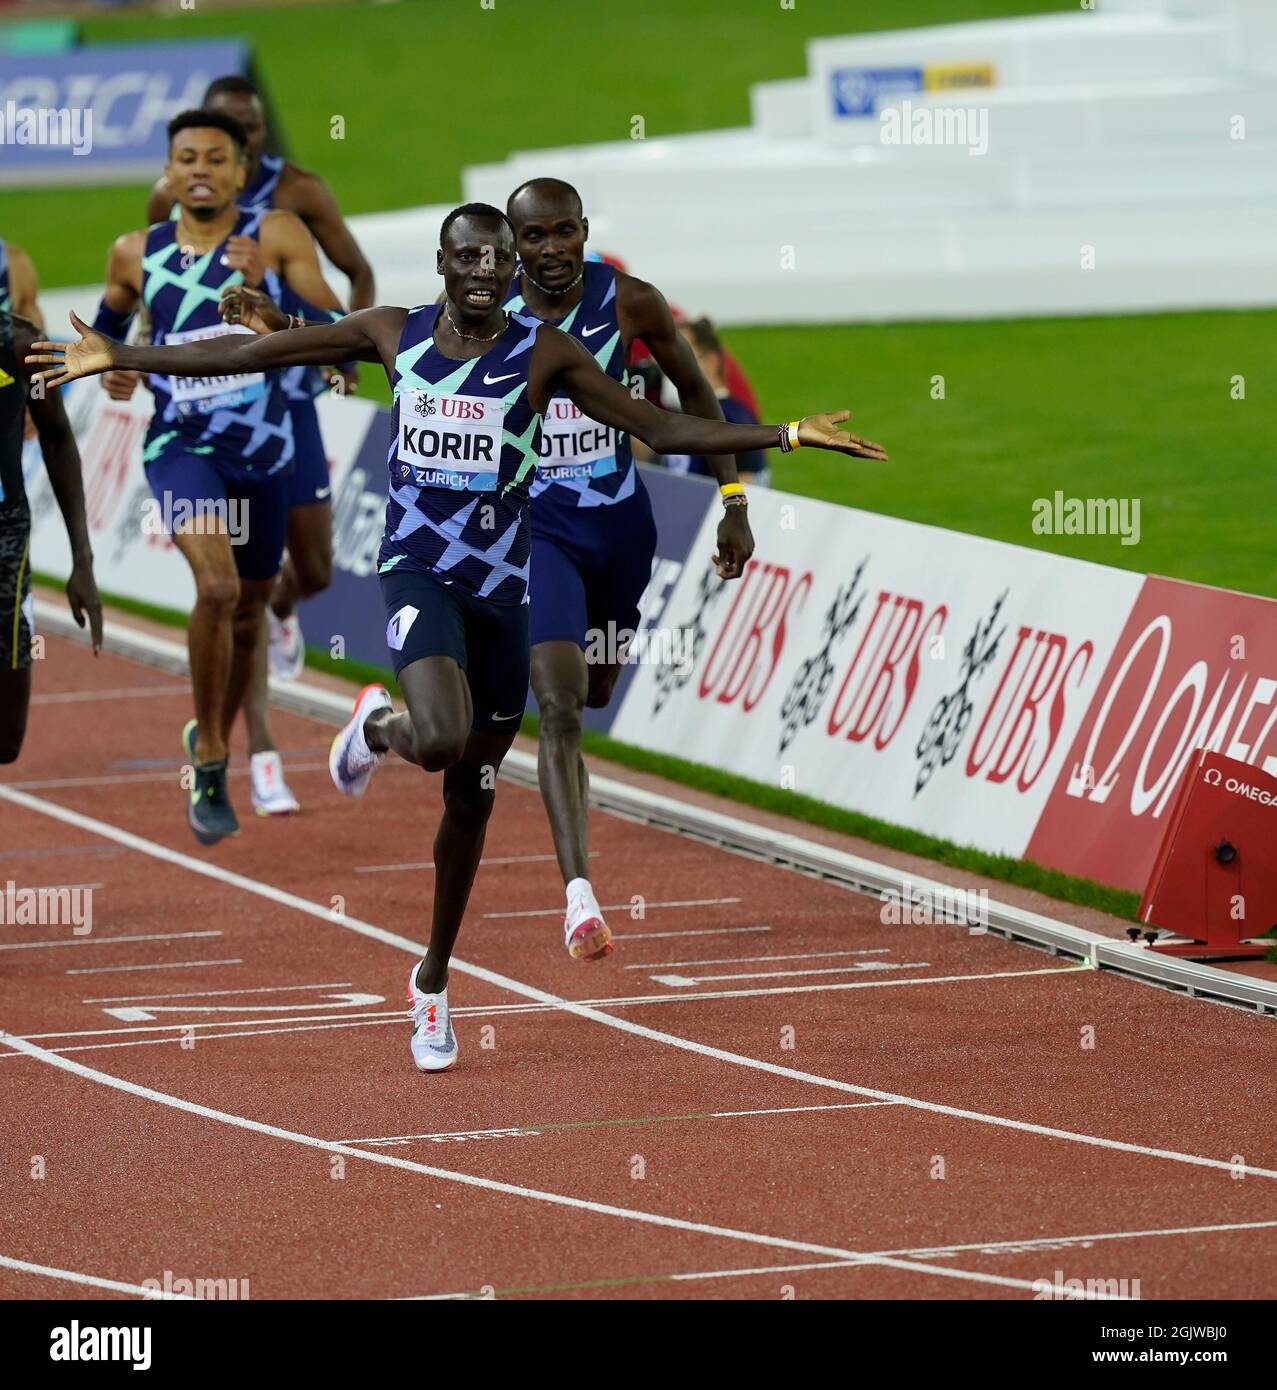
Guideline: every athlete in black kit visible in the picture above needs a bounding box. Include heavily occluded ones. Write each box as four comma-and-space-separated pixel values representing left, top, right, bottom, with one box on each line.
0, 290, 102, 763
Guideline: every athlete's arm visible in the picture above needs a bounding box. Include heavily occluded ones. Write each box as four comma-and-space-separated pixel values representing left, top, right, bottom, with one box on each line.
261, 209, 345, 315
619, 272, 753, 579
619, 276, 735, 469
14, 318, 103, 652
531, 327, 888, 461
26, 305, 406, 386
92, 231, 147, 401
283, 167, 376, 310
144, 178, 175, 225
6, 243, 44, 329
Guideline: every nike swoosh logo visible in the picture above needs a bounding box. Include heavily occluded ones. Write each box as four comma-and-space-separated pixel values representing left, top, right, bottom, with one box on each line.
581, 324, 609, 338
315, 486, 331, 499
491, 710, 524, 722
484, 372, 518, 384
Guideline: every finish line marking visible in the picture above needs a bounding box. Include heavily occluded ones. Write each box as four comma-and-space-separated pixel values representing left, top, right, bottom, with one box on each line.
1, 782, 1271, 1181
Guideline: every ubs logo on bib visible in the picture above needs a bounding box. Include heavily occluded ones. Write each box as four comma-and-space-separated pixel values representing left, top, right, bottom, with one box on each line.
396, 389, 506, 485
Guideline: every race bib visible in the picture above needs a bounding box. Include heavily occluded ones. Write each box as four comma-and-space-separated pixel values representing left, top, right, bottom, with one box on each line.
395, 389, 506, 491
164, 323, 266, 414
536, 396, 618, 481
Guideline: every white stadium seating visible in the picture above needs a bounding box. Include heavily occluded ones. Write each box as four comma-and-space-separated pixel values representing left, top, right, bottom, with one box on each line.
450, 0, 1277, 322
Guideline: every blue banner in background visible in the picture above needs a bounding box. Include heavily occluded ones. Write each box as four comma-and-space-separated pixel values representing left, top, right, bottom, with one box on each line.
0, 39, 249, 185
829, 66, 923, 117
583, 466, 716, 734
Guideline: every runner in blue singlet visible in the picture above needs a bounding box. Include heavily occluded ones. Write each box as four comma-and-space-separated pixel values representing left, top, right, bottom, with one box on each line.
31, 201, 888, 1074
88, 109, 345, 845
139, 74, 375, 816
504, 178, 758, 962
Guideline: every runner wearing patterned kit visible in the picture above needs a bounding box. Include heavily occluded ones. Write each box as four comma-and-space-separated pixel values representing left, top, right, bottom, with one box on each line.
142, 75, 375, 815
504, 178, 757, 962
28, 201, 888, 1073
89, 110, 345, 844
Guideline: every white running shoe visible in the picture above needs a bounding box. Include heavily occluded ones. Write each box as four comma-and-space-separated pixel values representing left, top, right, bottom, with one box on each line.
407, 961, 458, 1073
329, 684, 392, 797
267, 609, 306, 682
250, 750, 301, 816
564, 879, 613, 961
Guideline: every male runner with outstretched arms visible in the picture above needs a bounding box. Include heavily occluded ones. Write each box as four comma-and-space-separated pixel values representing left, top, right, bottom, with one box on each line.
29, 202, 887, 1073
135, 75, 376, 815
0, 243, 102, 762
505, 177, 756, 962
90, 109, 345, 844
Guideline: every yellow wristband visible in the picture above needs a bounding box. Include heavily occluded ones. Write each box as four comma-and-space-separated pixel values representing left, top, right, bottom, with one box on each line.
786, 420, 803, 450
719, 482, 746, 499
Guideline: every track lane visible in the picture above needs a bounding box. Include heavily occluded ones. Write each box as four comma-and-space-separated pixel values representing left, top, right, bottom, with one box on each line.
4, 634, 1277, 1299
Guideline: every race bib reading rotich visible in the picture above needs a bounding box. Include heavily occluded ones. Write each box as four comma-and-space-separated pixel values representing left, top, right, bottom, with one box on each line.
537, 395, 618, 480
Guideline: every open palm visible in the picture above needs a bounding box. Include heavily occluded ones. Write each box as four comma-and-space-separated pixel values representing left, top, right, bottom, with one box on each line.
799, 410, 889, 461
26, 311, 115, 390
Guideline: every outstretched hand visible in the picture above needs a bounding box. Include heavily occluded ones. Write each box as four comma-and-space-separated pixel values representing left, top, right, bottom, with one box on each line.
798, 411, 888, 461
25, 312, 115, 390
220, 285, 288, 335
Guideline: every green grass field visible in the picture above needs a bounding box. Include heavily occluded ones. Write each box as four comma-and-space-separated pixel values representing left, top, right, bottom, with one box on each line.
10, 0, 1268, 598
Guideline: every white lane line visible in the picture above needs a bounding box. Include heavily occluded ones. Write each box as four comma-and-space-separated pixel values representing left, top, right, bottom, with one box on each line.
0, 1253, 191, 1299
612, 925, 771, 942
9, 967, 1083, 1047
339, 1101, 902, 1146
2, 782, 1272, 1181
0, 971, 1085, 1058
625, 948, 890, 970
878, 1218, 1277, 1260
483, 896, 741, 920
8, 764, 329, 792
0, 880, 103, 891
411, 1218, 1277, 1298
99, 992, 382, 1020
0, 1018, 404, 1057
83, 981, 354, 1004
712, 1101, 902, 1121
0, 930, 222, 952
0, 1030, 1077, 1299
31, 684, 191, 705
0, 844, 124, 861
651, 962, 931, 987
67, 958, 242, 977
356, 852, 596, 874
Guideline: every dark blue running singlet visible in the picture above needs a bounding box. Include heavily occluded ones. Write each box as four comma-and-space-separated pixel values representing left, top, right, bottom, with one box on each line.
378, 306, 544, 605
141, 207, 293, 475
504, 260, 637, 513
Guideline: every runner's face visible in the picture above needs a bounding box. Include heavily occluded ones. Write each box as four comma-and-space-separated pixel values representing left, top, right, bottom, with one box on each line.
207, 92, 267, 165
436, 219, 517, 322
165, 127, 246, 219
510, 198, 586, 291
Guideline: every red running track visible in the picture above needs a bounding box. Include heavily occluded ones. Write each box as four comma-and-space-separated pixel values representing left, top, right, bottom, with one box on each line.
2, 630, 1276, 1301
